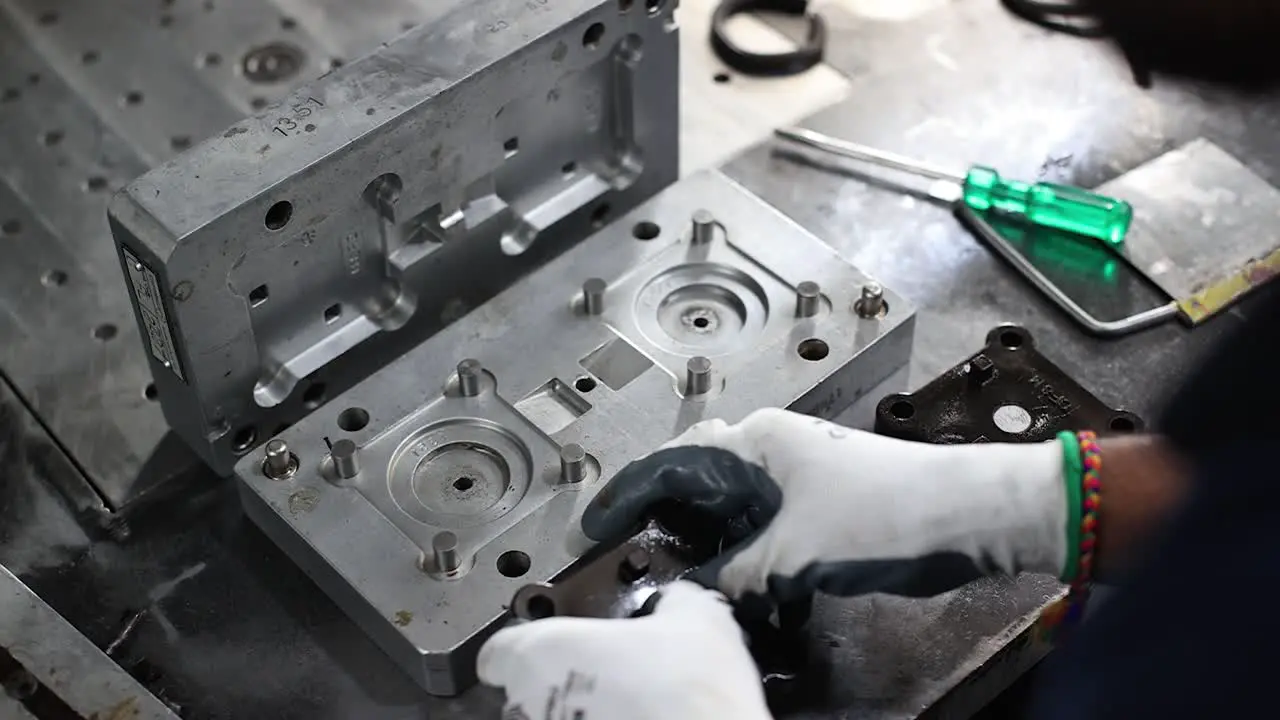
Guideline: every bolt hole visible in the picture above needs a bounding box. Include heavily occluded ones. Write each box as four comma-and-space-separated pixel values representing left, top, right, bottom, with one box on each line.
249, 284, 269, 307
618, 0, 634, 10
143, 383, 158, 401
324, 302, 342, 323
85, 176, 109, 192
337, 407, 370, 432
329, 57, 345, 70
82, 50, 100, 65
199, 52, 222, 68
2, 219, 21, 236
41, 130, 63, 146
503, 136, 519, 157
250, 96, 268, 110
526, 594, 557, 619
583, 22, 606, 48
281, 16, 297, 29
27, 73, 40, 86
574, 376, 598, 393
302, 382, 327, 410
171, 135, 192, 151
41, 269, 68, 287
713, 72, 731, 84
797, 338, 829, 361
590, 203, 610, 229
453, 476, 475, 492
231, 426, 257, 454
646, 0, 665, 15
561, 160, 577, 175
38, 10, 58, 24
1109, 415, 1137, 433
890, 399, 915, 420
497, 550, 531, 578
92, 323, 118, 341
632, 221, 660, 240
693, 317, 709, 329
2, 87, 20, 103
264, 200, 292, 230
999, 330, 1025, 349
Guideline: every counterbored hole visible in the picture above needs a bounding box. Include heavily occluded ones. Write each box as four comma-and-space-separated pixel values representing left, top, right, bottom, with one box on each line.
41, 269, 68, 287
713, 72, 731, 84
632, 221, 660, 240
143, 383, 158, 401
337, 407, 370, 432
453, 476, 475, 492
526, 594, 557, 619
561, 160, 577, 175
324, 302, 342, 323
264, 200, 292, 230
583, 22, 606, 48
92, 323, 118, 341
497, 551, 531, 578
249, 284, 269, 307
890, 399, 915, 420
574, 376, 597, 393
1109, 415, 1137, 432
646, 0, 665, 15
231, 426, 257, 454
797, 338, 829, 361
302, 382, 326, 410
503, 136, 519, 157
1000, 330, 1025, 349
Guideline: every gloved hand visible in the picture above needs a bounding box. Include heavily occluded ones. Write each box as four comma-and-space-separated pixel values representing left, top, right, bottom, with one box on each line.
477, 580, 772, 720
583, 408, 1071, 603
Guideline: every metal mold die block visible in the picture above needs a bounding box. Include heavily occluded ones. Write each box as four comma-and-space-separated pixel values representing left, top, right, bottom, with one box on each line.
108, 0, 679, 475
234, 170, 916, 696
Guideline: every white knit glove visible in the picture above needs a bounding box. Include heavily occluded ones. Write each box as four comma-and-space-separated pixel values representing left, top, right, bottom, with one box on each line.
583, 408, 1070, 601
477, 581, 772, 720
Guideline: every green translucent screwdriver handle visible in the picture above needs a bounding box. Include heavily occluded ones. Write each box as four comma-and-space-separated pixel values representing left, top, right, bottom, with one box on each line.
962, 166, 1133, 248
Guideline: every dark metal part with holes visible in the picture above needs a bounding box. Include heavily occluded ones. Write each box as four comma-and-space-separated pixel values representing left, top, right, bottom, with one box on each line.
510, 519, 818, 713
875, 325, 1144, 443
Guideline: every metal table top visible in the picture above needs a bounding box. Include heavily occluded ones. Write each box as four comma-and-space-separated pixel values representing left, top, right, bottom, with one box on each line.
0, 0, 1266, 718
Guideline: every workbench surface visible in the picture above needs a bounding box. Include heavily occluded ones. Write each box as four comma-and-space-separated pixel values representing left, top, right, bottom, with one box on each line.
1, 1, 1268, 718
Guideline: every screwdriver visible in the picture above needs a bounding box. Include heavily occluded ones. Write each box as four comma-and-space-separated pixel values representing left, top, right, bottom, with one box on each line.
775, 127, 1134, 248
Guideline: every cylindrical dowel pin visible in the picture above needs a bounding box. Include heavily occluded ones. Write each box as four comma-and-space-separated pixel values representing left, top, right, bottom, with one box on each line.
331, 439, 361, 479
690, 210, 716, 245
433, 531, 462, 574
582, 278, 607, 316
857, 282, 886, 318
263, 439, 295, 479
457, 359, 483, 397
560, 443, 587, 484
685, 356, 712, 396
795, 281, 821, 318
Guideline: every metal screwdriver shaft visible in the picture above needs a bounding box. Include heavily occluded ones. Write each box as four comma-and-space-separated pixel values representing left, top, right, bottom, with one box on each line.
775, 127, 1134, 248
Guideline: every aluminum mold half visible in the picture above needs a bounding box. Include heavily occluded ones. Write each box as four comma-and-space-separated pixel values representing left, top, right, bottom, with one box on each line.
234, 170, 916, 696
107, 0, 680, 475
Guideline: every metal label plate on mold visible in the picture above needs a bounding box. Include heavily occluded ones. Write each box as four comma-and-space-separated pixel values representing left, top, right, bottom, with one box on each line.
122, 248, 185, 382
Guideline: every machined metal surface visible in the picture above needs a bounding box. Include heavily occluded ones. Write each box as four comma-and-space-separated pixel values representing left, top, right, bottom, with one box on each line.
108, 0, 680, 476
234, 170, 916, 696
0, 565, 179, 720
875, 325, 1144, 444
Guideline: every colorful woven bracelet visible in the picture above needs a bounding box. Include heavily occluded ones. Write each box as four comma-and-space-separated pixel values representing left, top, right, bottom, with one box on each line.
1037, 430, 1102, 641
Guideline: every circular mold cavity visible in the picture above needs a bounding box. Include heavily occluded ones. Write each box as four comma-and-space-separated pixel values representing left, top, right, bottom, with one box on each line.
387, 419, 533, 529
633, 263, 769, 356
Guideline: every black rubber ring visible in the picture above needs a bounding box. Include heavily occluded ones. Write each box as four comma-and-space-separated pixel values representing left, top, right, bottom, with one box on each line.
710, 0, 827, 78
